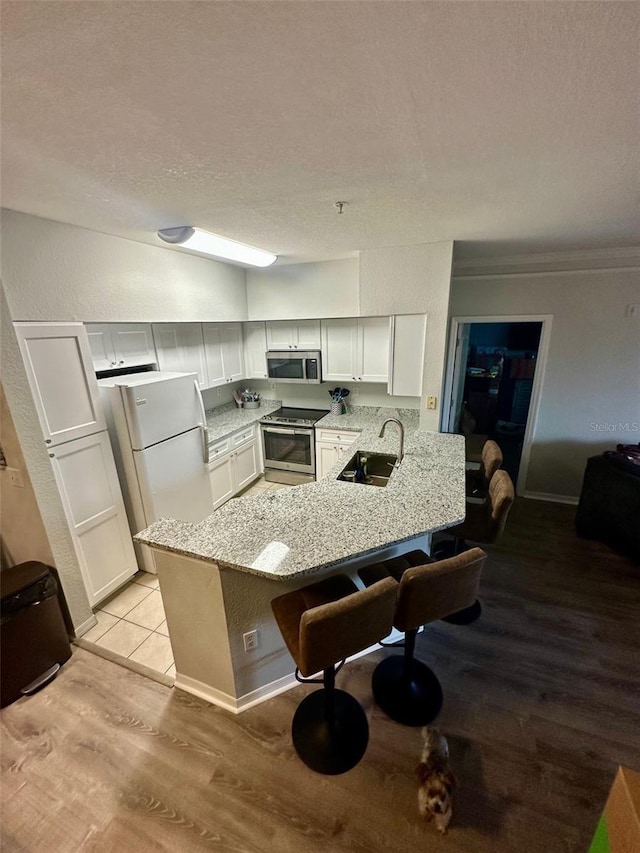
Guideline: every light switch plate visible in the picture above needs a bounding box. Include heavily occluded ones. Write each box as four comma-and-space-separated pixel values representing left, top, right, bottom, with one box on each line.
426, 396, 438, 410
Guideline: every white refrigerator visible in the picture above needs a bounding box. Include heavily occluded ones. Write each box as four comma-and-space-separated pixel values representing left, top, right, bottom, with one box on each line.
99, 371, 213, 573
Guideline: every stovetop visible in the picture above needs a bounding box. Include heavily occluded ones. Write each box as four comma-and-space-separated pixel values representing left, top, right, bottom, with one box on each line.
260, 406, 329, 426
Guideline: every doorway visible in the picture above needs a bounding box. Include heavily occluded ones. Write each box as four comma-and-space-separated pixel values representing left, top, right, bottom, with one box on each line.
443, 316, 552, 493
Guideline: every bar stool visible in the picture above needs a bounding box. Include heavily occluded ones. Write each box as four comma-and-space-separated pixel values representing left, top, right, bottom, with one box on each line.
358, 548, 486, 726
271, 573, 397, 775
466, 439, 503, 498
433, 469, 514, 624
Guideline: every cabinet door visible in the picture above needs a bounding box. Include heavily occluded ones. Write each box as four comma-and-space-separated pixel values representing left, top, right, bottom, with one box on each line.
86, 324, 116, 371
233, 441, 259, 491
49, 432, 137, 606
243, 322, 268, 379
220, 323, 244, 382
153, 323, 208, 388
266, 322, 294, 350
388, 314, 426, 397
316, 441, 339, 480
358, 317, 390, 383
321, 319, 358, 382
202, 324, 226, 387
15, 322, 107, 446
110, 324, 156, 368
209, 452, 235, 509
294, 321, 321, 350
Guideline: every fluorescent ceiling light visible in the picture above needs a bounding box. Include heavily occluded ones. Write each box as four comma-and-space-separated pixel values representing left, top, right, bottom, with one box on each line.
157, 227, 277, 267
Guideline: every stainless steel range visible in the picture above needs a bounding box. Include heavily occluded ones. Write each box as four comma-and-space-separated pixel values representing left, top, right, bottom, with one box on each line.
260, 407, 329, 485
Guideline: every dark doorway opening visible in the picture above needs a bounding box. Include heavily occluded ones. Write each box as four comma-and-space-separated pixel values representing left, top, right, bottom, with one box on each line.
456, 321, 543, 485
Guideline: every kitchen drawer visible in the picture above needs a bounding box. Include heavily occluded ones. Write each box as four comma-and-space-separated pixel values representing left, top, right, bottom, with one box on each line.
208, 437, 230, 459
316, 428, 360, 445
232, 426, 255, 448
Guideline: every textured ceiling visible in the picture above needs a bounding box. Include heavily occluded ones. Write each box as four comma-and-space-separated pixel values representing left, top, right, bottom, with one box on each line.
2, 1, 639, 263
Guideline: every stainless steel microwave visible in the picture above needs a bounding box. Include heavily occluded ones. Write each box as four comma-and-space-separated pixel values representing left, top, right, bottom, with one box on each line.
266, 351, 322, 384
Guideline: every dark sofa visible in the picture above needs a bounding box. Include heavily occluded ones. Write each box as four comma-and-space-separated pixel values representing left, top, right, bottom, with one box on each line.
575, 452, 640, 562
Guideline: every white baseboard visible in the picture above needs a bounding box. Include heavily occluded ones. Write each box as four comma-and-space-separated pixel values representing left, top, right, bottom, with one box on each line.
522, 491, 579, 506
73, 614, 98, 639
174, 628, 405, 715
174, 672, 298, 714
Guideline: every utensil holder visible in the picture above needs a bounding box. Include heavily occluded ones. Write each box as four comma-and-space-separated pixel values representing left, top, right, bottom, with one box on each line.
330, 401, 344, 416
243, 400, 260, 410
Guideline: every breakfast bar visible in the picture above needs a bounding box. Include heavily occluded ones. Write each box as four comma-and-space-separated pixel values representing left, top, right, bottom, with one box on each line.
136, 422, 466, 713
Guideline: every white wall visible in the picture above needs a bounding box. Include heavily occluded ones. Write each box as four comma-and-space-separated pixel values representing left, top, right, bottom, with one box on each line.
450, 267, 640, 498
1, 210, 248, 322
247, 258, 359, 319
359, 242, 454, 430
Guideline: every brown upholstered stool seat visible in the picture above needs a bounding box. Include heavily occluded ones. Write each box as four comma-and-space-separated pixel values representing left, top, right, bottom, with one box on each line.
466, 439, 503, 498
433, 469, 514, 623
358, 548, 487, 726
271, 573, 397, 775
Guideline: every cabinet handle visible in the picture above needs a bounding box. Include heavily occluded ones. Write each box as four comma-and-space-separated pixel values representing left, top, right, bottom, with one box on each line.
49, 453, 55, 458
110, 361, 117, 366
119, 360, 125, 365
45, 439, 52, 444
352, 376, 356, 381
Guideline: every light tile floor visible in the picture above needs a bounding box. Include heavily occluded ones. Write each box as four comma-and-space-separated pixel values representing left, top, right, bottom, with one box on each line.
85, 572, 176, 680
84, 476, 293, 683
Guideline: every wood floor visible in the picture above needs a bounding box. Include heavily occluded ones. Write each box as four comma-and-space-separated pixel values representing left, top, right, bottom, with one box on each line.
2, 500, 639, 852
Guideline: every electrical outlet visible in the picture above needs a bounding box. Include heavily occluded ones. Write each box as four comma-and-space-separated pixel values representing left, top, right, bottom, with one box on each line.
352, 387, 359, 397
270, 383, 276, 390
216, 388, 222, 396
6, 467, 24, 488
243, 630, 259, 652
625, 304, 639, 318
426, 396, 438, 410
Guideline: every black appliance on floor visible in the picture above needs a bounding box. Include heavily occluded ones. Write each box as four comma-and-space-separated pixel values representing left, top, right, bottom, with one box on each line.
1, 562, 72, 708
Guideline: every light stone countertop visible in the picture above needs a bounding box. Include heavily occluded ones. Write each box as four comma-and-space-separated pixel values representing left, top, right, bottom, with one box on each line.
136, 405, 465, 581
205, 398, 281, 443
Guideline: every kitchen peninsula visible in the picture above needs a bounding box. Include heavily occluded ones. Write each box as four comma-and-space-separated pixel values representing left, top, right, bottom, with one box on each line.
136, 409, 465, 713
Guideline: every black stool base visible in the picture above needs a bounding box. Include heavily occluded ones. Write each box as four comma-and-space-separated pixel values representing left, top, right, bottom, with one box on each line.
372, 656, 443, 727
442, 599, 483, 624
291, 688, 368, 775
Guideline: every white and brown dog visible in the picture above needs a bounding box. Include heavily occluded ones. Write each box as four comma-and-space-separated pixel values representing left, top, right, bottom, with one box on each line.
416, 727, 455, 834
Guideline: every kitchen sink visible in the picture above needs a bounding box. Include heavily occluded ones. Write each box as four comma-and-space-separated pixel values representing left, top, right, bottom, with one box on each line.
337, 451, 398, 487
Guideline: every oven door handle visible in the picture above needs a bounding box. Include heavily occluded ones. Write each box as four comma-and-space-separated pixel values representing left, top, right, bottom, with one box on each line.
262, 426, 311, 436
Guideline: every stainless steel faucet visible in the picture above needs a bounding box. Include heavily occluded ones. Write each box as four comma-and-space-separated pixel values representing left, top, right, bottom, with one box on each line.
379, 418, 404, 465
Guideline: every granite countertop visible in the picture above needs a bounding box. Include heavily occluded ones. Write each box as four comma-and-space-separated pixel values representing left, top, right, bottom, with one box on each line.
205, 398, 281, 443
137, 405, 465, 581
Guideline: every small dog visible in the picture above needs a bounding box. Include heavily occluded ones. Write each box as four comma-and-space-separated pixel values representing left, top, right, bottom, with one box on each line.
416, 727, 455, 834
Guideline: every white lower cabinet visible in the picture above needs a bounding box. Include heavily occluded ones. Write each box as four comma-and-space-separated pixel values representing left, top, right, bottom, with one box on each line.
315, 428, 360, 480
208, 426, 260, 509
48, 431, 138, 607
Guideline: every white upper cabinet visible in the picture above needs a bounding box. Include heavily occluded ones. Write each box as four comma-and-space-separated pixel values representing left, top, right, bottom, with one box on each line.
243, 322, 268, 379
86, 323, 156, 371
388, 314, 427, 397
14, 322, 107, 446
203, 322, 245, 387
321, 319, 358, 382
153, 323, 208, 388
321, 317, 390, 383
266, 320, 321, 350
357, 316, 390, 383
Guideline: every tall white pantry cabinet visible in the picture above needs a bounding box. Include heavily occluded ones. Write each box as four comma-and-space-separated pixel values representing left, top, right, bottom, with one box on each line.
14, 323, 137, 608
